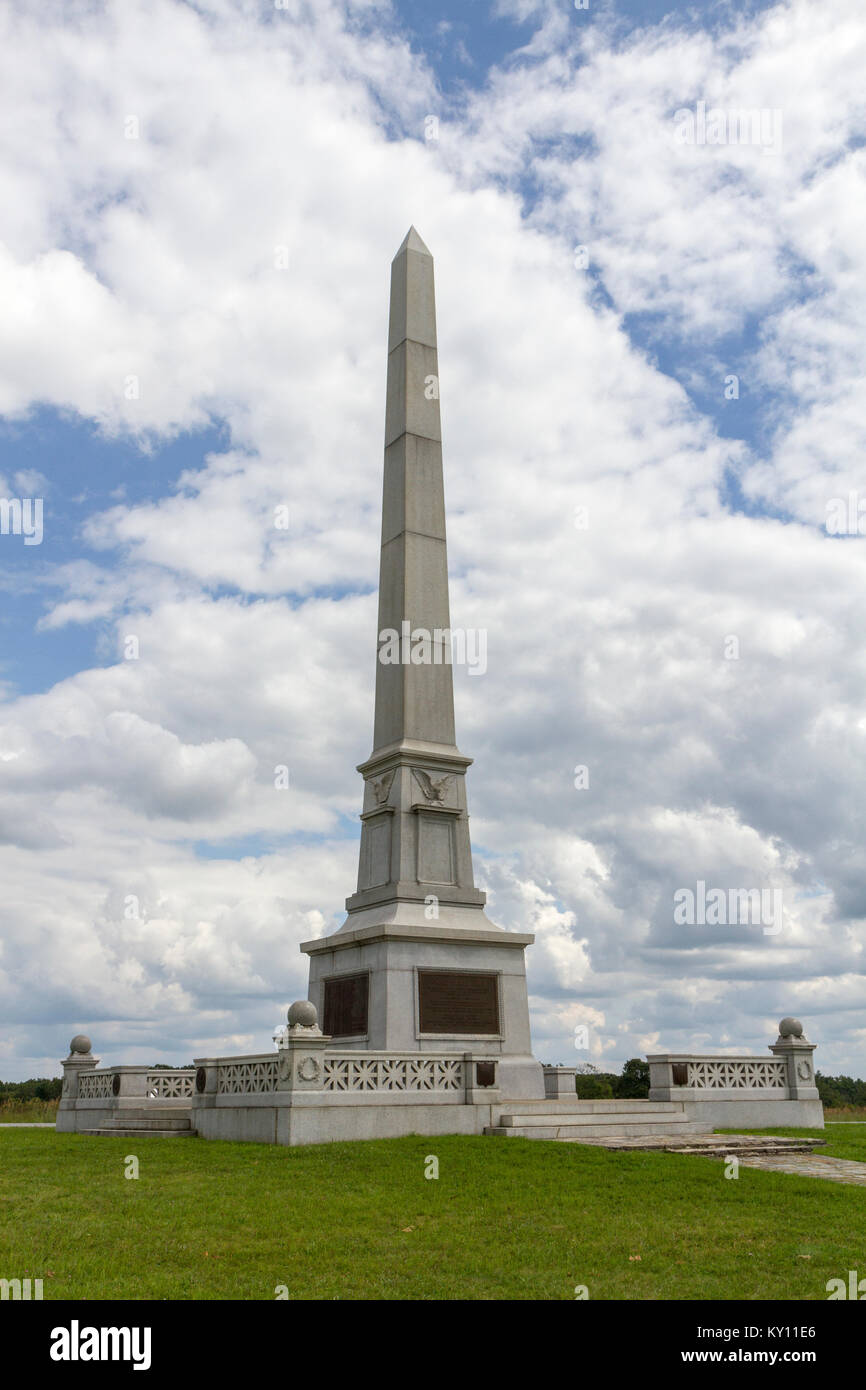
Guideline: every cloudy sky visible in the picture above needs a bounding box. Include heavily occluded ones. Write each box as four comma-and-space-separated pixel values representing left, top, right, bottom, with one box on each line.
1, 0, 865, 1081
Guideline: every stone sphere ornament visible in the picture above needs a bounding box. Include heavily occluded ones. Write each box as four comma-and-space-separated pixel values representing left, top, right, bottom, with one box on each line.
70, 1034, 91, 1055
779, 1018, 803, 1038
288, 1000, 318, 1029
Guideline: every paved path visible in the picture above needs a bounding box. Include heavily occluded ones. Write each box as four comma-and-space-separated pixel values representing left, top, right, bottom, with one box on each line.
0, 1123, 55, 1128
738, 1153, 866, 1186
576, 1133, 823, 1156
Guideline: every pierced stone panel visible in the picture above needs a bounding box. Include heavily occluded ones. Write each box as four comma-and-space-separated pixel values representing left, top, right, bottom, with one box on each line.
687, 1060, 786, 1089
217, 1060, 279, 1094
78, 1071, 114, 1099
323, 1055, 463, 1093
146, 1071, 194, 1099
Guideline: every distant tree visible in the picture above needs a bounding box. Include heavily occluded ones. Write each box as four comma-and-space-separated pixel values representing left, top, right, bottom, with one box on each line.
575, 1072, 616, 1099
615, 1059, 650, 1099
816, 1072, 866, 1109
0, 1077, 62, 1101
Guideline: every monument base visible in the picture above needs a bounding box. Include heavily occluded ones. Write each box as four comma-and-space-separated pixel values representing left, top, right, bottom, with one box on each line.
301, 912, 546, 1102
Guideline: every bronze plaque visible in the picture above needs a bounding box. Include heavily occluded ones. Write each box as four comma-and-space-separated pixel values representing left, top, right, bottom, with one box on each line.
475, 1061, 496, 1088
323, 973, 369, 1037
418, 971, 499, 1035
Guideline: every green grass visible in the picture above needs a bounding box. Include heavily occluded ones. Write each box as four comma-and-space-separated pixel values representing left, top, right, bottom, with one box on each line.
1, 1127, 864, 1300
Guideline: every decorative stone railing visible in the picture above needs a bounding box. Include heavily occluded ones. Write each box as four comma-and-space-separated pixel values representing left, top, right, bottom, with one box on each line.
647, 1020, 821, 1123
217, 1058, 279, 1095
145, 1070, 195, 1099
652, 1057, 788, 1091
77, 1070, 115, 1100
58, 1019, 501, 1136
58, 1046, 195, 1110
206, 1050, 485, 1098
323, 1054, 465, 1093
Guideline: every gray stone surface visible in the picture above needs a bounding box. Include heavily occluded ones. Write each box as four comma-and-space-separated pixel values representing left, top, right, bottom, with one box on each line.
737, 1153, 866, 1185
302, 227, 545, 1104
543, 1066, 577, 1099
679, 1098, 825, 1128
568, 1133, 826, 1156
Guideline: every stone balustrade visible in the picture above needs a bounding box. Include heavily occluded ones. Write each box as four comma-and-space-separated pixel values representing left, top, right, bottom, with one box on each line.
55, 1012, 823, 1143
648, 1055, 789, 1095
647, 1018, 823, 1127
192, 1048, 498, 1103
57, 1016, 502, 1138
74, 1067, 195, 1101
56, 1037, 196, 1131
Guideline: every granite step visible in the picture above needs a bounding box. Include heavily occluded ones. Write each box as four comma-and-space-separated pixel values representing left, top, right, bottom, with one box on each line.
96, 1116, 192, 1131
486, 1119, 706, 1140
495, 1109, 697, 1130
487, 1098, 709, 1142
501, 1099, 686, 1115
80, 1128, 195, 1138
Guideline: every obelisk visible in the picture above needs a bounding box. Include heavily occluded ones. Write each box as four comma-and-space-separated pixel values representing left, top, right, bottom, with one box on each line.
301, 230, 543, 1100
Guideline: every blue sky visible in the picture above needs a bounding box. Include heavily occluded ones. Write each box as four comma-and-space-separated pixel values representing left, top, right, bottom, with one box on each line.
1, 0, 865, 1080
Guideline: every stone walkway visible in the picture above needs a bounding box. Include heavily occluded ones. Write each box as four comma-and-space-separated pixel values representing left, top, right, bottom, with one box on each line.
576, 1127, 866, 1187
0, 1123, 55, 1128
737, 1153, 866, 1186
575, 1133, 823, 1157
575, 1128, 866, 1184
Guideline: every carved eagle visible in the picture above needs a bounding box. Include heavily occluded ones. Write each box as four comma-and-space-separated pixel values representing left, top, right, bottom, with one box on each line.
413, 769, 453, 803
371, 769, 396, 805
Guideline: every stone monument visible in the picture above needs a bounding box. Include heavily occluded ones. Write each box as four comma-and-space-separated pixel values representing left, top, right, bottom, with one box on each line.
57, 231, 824, 1147
299, 228, 543, 1100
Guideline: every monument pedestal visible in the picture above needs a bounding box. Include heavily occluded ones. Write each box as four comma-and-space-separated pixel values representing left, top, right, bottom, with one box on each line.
302, 916, 545, 1101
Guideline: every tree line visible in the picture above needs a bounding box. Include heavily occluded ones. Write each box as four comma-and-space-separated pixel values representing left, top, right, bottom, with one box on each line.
0, 1077, 63, 1101
815, 1071, 866, 1108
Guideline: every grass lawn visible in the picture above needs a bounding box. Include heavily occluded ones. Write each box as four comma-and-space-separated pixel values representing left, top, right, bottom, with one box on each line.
1, 1124, 864, 1300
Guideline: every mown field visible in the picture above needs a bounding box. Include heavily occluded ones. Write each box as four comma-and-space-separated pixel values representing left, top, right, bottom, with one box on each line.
0, 1124, 863, 1300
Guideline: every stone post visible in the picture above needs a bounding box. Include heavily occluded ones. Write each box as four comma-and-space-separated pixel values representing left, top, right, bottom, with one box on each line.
110, 1067, 152, 1107
769, 1017, 819, 1101
463, 1052, 500, 1105
543, 1065, 577, 1099
56, 1034, 99, 1132
276, 1002, 331, 1094
190, 1058, 219, 1117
